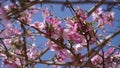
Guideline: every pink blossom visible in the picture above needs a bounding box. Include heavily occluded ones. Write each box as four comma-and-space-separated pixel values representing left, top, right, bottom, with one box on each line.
75, 7, 87, 20
105, 12, 114, 26
70, 33, 86, 44
18, 11, 33, 24
56, 49, 68, 62
63, 18, 85, 43
104, 47, 115, 58
0, 6, 8, 21
27, 45, 39, 59
29, 6, 38, 14
112, 52, 120, 63
10, 28, 22, 35
73, 44, 83, 51
0, 5, 12, 28
40, 8, 51, 17
92, 8, 102, 21
51, 26, 63, 40
45, 17, 61, 27
91, 55, 103, 65
2, 59, 20, 68
28, 49, 39, 59
45, 40, 58, 51
14, 58, 21, 66
0, 29, 11, 38
15, 49, 22, 55
63, 23, 78, 40
30, 21, 45, 31
44, 17, 62, 40
63, 28, 71, 40
0, 28, 21, 38
3, 39, 12, 46
92, 8, 114, 30
63, 26, 86, 44
65, 17, 75, 28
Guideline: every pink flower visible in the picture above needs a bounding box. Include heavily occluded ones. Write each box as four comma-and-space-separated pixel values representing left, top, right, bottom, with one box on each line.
30, 21, 45, 31
14, 58, 21, 67
45, 17, 61, 27
27, 45, 39, 59
10, 28, 22, 35
0, 6, 8, 21
40, 8, 51, 17
92, 8, 102, 21
0, 29, 11, 38
51, 26, 63, 40
3, 39, 12, 47
112, 52, 120, 63
56, 49, 68, 62
18, 11, 33, 24
73, 44, 83, 51
104, 47, 115, 58
15, 49, 22, 55
0, 5, 12, 28
65, 17, 75, 28
44, 17, 62, 40
56, 49, 75, 62
29, 6, 38, 14
0, 28, 22, 38
63, 23, 78, 40
92, 8, 114, 30
63, 23, 86, 44
28, 49, 39, 59
70, 33, 86, 44
105, 12, 114, 26
2, 59, 21, 68
63, 18, 87, 44
91, 55, 103, 65
75, 7, 87, 20
45, 40, 58, 51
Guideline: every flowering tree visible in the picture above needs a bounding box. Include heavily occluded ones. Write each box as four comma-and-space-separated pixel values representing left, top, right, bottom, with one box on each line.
0, 0, 120, 68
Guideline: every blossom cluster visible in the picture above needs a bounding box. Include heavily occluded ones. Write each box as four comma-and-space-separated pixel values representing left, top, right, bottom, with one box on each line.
0, 0, 119, 68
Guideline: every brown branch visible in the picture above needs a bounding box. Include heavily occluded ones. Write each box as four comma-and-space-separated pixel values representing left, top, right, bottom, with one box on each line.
19, 21, 81, 64
0, 46, 24, 59
1, 29, 119, 68
41, 1, 119, 5
81, 30, 120, 67
8, 0, 119, 18
87, 0, 105, 17
21, 23, 28, 67
35, 47, 49, 60
28, 59, 96, 67
0, 38, 9, 58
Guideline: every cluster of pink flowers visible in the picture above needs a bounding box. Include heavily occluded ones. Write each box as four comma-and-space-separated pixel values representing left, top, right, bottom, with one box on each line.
0, 0, 119, 68
91, 48, 115, 67
92, 8, 114, 30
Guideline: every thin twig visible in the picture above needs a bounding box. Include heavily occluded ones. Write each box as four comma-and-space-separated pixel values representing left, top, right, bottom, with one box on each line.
35, 47, 49, 60
21, 23, 28, 67
87, 0, 105, 17
81, 30, 120, 67
41, 1, 119, 5
0, 38, 9, 57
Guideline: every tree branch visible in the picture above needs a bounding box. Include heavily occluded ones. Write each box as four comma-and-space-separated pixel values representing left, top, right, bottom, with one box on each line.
35, 47, 49, 60
87, 0, 105, 17
81, 30, 120, 67
21, 23, 28, 67
40, 1, 119, 5
0, 38, 9, 58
